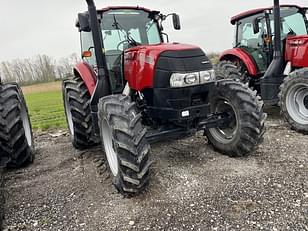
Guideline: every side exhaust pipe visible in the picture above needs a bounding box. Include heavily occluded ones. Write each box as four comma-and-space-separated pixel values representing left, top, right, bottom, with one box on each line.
86, 0, 112, 133
260, 0, 285, 105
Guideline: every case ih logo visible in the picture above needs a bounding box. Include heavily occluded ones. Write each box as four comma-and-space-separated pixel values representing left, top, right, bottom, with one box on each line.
139, 53, 155, 65
124, 53, 155, 65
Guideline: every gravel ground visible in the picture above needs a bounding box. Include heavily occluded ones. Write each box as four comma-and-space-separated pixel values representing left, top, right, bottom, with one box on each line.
3, 107, 308, 231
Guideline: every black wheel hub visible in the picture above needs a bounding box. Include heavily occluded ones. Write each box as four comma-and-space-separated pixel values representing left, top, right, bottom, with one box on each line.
208, 99, 239, 144
217, 102, 236, 130
304, 95, 308, 110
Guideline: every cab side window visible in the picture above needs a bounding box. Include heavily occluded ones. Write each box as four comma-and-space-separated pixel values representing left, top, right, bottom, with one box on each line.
237, 16, 266, 49
80, 31, 96, 66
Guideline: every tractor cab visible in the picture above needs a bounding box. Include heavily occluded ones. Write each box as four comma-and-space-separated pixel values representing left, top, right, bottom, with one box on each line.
77, 7, 179, 93
232, 5, 308, 75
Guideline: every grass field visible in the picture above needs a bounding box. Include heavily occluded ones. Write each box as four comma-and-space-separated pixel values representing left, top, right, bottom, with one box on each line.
22, 81, 67, 130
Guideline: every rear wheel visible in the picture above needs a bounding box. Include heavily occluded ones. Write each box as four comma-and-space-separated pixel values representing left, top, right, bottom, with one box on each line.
205, 79, 266, 157
0, 169, 3, 230
62, 76, 97, 149
279, 69, 308, 134
0, 83, 34, 167
98, 95, 151, 195
215, 61, 244, 81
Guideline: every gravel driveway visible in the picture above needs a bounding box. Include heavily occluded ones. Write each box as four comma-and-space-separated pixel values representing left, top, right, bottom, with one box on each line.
4, 107, 308, 231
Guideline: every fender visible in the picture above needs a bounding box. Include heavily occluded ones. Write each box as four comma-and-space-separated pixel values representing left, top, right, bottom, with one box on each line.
220, 48, 258, 76
73, 62, 97, 95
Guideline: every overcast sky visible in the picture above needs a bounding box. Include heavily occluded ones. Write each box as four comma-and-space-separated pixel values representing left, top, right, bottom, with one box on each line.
0, 0, 307, 62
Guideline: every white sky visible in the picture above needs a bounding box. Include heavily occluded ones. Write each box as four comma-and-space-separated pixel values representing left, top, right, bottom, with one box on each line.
0, 0, 307, 62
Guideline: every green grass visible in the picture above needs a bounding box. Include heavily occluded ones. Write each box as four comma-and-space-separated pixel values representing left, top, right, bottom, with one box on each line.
25, 90, 67, 130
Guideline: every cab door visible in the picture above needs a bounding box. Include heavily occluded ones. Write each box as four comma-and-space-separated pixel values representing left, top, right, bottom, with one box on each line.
236, 14, 270, 74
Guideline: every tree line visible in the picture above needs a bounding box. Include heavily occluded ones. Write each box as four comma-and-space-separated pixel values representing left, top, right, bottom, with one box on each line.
0, 52, 220, 86
0, 53, 80, 85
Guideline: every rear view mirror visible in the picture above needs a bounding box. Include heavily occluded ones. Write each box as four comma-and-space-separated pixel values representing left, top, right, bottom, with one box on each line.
172, 14, 181, 30
82, 50, 92, 58
253, 17, 260, 34
77, 13, 91, 32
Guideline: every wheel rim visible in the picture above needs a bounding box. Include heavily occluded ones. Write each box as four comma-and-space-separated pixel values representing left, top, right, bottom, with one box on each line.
64, 91, 74, 136
20, 101, 32, 147
102, 118, 119, 176
286, 83, 308, 125
208, 99, 239, 144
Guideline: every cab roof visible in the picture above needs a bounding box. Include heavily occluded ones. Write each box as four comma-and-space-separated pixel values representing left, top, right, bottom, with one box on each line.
99, 6, 159, 14
230, 4, 306, 25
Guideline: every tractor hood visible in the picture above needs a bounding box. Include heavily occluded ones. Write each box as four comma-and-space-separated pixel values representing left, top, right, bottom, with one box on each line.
124, 43, 201, 66
125, 43, 200, 53
286, 35, 308, 46
285, 35, 308, 67
124, 43, 212, 91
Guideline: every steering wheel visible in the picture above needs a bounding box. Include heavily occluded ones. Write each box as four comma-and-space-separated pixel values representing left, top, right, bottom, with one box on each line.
116, 40, 129, 50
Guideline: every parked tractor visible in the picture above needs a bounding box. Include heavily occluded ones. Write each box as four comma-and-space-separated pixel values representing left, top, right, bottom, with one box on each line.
63, 0, 266, 195
219, 0, 308, 134
0, 77, 34, 229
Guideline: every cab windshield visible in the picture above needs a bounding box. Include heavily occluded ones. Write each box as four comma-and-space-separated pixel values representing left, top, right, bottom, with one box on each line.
101, 9, 162, 51
270, 7, 308, 36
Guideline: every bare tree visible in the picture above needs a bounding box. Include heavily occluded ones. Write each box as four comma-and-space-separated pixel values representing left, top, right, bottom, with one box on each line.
0, 53, 81, 85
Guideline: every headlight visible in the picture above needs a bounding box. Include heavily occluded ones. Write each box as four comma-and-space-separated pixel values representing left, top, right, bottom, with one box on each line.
170, 72, 199, 87
184, 74, 198, 84
200, 69, 215, 83
170, 69, 215, 88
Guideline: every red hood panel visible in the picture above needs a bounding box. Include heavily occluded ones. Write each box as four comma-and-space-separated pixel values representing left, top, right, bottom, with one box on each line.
285, 35, 308, 67
124, 43, 202, 91
286, 35, 308, 45
125, 43, 199, 54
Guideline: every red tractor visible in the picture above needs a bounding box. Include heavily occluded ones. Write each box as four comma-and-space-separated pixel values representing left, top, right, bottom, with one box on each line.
0, 78, 34, 229
219, 0, 308, 134
62, 0, 266, 195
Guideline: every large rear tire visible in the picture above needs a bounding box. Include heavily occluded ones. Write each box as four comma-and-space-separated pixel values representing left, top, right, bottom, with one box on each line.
279, 69, 308, 134
62, 76, 97, 149
98, 94, 151, 195
215, 61, 245, 81
0, 83, 34, 167
0, 168, 4, 230
205, 79, 266, 157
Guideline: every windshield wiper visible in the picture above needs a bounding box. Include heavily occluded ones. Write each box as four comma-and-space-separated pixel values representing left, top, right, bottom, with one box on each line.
112, 15, 140, 46
284, 22, 296, 35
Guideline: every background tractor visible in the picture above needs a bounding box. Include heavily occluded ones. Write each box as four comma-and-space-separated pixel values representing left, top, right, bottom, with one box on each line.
0, 77, 34, 229
219, 0, 308, 134
62, 0, 266, 195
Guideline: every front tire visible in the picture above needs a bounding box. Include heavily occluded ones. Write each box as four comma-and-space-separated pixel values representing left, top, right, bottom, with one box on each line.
98, 95, 151, 195
205, 79, 266, 157
0, 83, 34, 167
62, 76, 97, 149
279, 69, 308, 134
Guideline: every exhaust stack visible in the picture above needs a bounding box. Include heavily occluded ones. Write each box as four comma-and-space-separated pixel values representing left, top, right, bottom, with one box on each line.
272, 0, 282, 58
260, 0, 285, 104
86, 0, 112, 133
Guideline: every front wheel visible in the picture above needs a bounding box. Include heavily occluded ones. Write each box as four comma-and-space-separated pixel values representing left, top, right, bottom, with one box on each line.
279, 69, 308, 134
62, 77, 97, 149
204, 80, 266, 157
98, 94, 151, 195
